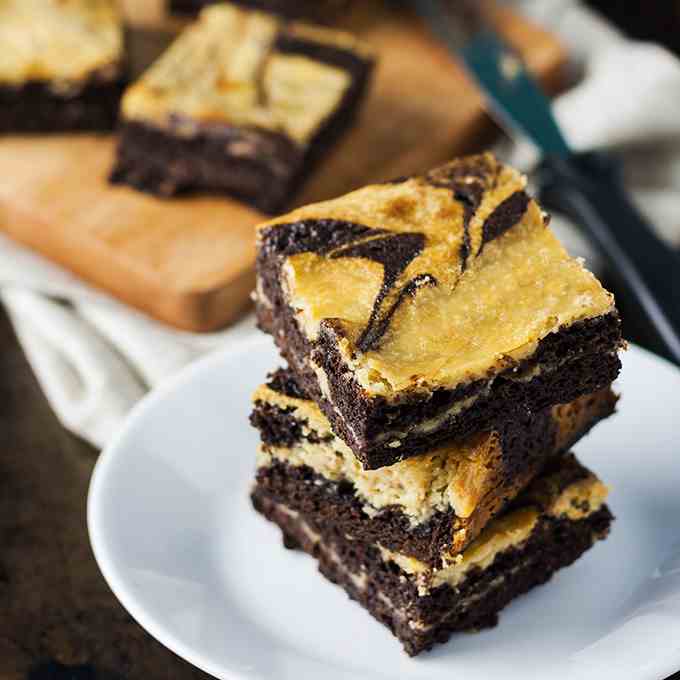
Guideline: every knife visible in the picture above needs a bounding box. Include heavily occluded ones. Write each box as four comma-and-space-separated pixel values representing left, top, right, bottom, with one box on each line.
413, 0, 680, 366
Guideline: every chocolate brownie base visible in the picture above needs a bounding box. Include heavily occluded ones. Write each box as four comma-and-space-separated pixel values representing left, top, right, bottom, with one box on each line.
252, 488, 612, 656
109, 121, 304, 211
110, 31, 372, 211
257, 261, 622, 468
0, 77, 124, 133
169, 0, 349, 20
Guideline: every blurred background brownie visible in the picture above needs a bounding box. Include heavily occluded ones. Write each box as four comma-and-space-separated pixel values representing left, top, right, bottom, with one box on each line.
169, 0, 351, 22
110, 3, 374, 211
0, 0, 125, 133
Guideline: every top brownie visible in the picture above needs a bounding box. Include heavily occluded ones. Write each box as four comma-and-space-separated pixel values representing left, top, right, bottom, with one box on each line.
112, 4, 373, 210
0, 0, 125, 132
255, 153, 623, 469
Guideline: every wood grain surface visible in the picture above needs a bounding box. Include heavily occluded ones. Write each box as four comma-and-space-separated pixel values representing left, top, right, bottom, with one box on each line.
0, 1, 567, 332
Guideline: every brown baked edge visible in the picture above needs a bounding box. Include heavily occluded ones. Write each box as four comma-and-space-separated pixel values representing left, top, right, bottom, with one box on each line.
109, 120, 304, 211
315, 314, 622, 468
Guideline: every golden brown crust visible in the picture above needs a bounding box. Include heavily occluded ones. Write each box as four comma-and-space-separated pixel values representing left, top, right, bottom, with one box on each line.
551, 389, 619, 452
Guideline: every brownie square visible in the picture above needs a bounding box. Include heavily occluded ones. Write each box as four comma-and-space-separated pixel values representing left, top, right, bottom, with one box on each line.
255, 153, 624, 468
251, 366, 617, 567
0, 0, 125, 133
169, 0, 350, 22
110, 4, 374, 211
252, 452, 613, 656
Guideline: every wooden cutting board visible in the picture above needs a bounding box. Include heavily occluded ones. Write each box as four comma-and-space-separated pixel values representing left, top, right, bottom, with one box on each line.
0, 1, 567, 332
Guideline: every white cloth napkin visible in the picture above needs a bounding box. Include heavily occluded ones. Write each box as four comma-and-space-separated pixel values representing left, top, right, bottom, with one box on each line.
512, 0, 680, 257
2, 0, 680, 448
0, 237, 257, 446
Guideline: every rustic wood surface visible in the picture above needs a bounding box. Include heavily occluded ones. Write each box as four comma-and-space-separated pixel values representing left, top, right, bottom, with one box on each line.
0, 0, 567, 332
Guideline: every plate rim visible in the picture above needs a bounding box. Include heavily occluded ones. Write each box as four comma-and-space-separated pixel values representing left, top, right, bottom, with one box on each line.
87, 340, 680, 680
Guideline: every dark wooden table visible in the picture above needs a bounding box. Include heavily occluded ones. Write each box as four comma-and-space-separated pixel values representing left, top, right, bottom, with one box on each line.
0, 307, 209, 680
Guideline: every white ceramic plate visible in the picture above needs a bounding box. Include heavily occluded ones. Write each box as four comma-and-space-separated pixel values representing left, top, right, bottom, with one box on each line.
88, 337, 680, 680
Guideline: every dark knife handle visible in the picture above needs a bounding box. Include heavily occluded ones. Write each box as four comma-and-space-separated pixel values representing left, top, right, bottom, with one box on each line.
536, 151, 680, 366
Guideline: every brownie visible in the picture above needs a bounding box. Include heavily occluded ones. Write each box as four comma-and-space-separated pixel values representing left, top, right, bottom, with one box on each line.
109, 4, 374, 211
169, 0, 350, 22
251, 367, 617, 567
0, 0, 125, 133
255, 153, 624, 468
252, 453, 613, 656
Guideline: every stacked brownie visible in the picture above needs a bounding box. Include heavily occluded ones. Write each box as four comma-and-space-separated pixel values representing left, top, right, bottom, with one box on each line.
250, 153, 623, 655
0, 0, 126, 133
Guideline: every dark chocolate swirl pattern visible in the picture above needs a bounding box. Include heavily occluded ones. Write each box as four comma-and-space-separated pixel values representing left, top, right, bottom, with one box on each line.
425, 154, 503, 271
260, 218, 380, 257
356, 272, 437, 353
260, 219, 435, 352
424, 156, 531, 272
260, 157, 532, 354
480, 190, 531, 254
330, 233, 436, 352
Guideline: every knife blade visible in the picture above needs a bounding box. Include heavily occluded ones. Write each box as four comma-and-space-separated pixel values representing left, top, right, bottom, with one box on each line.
414, 0, 571, 157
